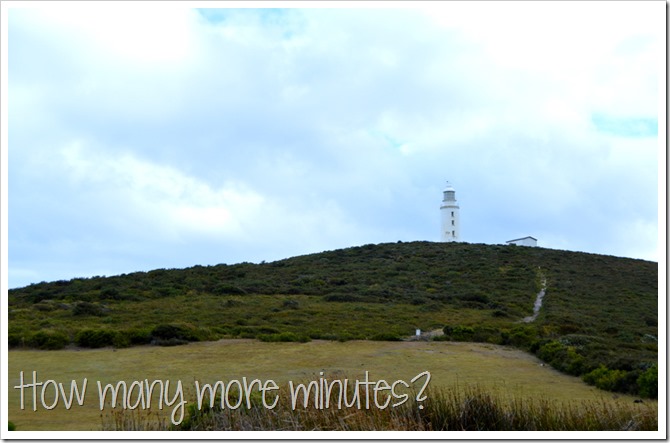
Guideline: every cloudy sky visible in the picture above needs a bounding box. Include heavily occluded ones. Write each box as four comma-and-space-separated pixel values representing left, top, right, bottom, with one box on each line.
4, 2, 664, 289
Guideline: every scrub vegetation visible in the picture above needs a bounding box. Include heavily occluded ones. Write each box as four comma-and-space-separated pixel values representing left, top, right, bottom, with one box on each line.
9, 241, 657, 398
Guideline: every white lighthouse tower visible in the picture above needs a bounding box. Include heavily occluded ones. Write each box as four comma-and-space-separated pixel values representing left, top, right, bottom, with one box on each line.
440, 181, 460, 242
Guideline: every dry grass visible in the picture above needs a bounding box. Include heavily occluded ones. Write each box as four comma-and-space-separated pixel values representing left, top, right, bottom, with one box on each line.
100, 385, 657, 431
8, 339, 653, 431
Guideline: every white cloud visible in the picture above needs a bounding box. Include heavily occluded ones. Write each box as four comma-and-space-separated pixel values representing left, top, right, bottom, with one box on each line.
12, 6, 198, 64
57, 141, 270, 241
57, 139, 368, 254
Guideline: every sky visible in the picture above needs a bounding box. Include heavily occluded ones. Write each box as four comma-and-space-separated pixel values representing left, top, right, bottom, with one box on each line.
4, 1, 665, 289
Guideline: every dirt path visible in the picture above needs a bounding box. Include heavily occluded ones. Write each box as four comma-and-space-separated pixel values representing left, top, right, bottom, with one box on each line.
522, 274, 547, 323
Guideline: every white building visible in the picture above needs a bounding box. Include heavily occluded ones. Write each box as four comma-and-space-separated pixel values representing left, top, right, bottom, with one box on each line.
506, 236, 538, 247
440, 182, 460, 242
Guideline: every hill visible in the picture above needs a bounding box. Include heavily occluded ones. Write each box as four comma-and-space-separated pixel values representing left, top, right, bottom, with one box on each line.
8, 241, 658, 397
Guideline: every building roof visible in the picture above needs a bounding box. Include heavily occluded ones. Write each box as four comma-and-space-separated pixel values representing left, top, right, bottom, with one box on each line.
506, 236, 537, 243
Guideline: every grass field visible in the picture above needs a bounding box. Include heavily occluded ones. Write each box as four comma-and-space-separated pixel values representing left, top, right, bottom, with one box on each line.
7, 339, 653, 431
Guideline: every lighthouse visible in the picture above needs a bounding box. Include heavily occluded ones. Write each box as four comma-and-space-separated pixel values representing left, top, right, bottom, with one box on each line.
440, 182, 460, 242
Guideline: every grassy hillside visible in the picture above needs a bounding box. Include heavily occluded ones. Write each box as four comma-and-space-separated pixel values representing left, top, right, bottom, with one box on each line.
8, 241, 658, 397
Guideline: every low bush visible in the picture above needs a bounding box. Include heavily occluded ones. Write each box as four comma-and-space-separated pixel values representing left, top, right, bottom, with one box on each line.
72, 301, 107, 316
75, 329, 117, 348
126, 328, 153, 345
637, 364, 658, 398
152, 324, 189, 341
323, 293, 364, 303
213, 285, 247, 296
282, 299, 300, 309
337, 333, 356, 342
8, 332, 24, 348
418, 302, 442, 313
155, 337, 189, 346
370, 332, 402, 341
100, 288, 121, 300
455, 293, 489, 304
33, 302, 56, 312
151, 323, 212, 343
536, 340, 587, 376
507, 325, 538, 347
257, 332, 311, 343
582, 365, 628, 392
443, 325, 475, 341
112, 333, 130, 348
28, 330, 70, 350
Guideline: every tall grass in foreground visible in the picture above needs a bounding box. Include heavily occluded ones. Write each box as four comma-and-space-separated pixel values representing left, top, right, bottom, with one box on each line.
101, 386, 657, 431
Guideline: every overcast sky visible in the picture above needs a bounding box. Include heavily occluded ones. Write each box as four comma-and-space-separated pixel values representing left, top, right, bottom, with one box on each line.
5, 2, 664, 289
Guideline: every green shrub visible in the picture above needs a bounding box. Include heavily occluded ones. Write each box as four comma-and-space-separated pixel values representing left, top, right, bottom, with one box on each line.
8, 332, 24, 348
75, 329, 116, 348
258, 332, 310, 343
152, 324, 188, 340
155, 337, 189, 346
336, 332, 357, 342
370, 332, 402, 341
455, 326, 475, 337
213, 285, 247, 295
28, 330, 70, 350
419, 302, 442, 312
443, 325, 475, 341
151, 323, 211, 342
72, 301, 106, 316
100, 288, 121, 300
153, 287, 180, 298
257, 333, 278, 342
536, 340, 563, 362
470, 327, 502, 344
112, 333, 131, 348
456, 293, 489, 304
8, 421, 15, 431
644, 317, 657, 327
127, 328, 153, 345
637, 364, 657, 398
536, 340, 586, 376
282, 299, 300, 309
507, 325, 537, 347
583, 365, 628, 391
33, 301, 56, 312
564, 347, 587, 376
323, 293, 363, 302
